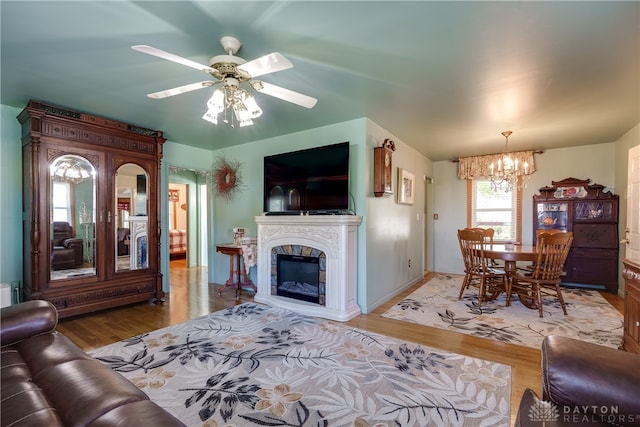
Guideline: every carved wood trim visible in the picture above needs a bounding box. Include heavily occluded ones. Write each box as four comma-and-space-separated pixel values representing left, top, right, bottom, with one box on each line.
45, 281, 156, 310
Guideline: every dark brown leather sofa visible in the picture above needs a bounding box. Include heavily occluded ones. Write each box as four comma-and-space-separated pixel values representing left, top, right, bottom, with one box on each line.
515, 335, 640, 427
1, 300, 186, 427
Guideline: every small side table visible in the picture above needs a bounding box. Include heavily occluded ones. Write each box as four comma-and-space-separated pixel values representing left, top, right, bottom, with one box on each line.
216, 243, 256, 299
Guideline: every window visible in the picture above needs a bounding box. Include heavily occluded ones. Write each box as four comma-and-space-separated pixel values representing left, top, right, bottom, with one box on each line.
52, 182, 71, 223
468, 178, 522, 242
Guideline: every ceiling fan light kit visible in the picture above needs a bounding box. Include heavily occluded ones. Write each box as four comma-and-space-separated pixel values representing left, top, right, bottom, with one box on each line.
132, 36, 316, 128
203, 79, 263, 128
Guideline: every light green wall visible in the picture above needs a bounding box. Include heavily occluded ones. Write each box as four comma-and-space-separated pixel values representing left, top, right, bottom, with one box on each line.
2, 100, 636, 309
164, 117, 432, 314
0, 104, 429, 314
0, 105, 23, 303
206, 119, 371, 308
432, 140, 626, 282
364, 119, 433, 312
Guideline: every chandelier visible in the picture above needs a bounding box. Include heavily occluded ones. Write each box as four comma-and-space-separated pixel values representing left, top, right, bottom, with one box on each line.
202, 77, 262, 128
50, 156, 94, 184
489, 131, 531, 192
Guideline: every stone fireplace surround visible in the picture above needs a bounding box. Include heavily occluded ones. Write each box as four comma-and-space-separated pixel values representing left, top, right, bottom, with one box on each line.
255, 215, 362, 321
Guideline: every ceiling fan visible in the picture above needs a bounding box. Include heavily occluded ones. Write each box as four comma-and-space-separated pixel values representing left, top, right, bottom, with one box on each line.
132, 36, 317, 127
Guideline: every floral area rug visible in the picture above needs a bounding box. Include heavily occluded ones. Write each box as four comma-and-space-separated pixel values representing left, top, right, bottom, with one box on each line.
382, 274, 623, 349
91, 302, 511, 427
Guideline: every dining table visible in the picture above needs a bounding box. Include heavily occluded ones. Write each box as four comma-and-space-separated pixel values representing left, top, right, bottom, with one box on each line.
483, 243, 540, 307
482, 243, 539, 276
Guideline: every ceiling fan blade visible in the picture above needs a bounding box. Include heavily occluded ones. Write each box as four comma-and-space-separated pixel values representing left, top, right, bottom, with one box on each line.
252, 81, 317, 109
147, 81, 216, 99
238, 53, 293, 78
132, 45, 216, 74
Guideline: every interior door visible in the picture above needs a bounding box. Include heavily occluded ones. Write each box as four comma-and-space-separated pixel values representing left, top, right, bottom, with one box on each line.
626, 145, 640, 259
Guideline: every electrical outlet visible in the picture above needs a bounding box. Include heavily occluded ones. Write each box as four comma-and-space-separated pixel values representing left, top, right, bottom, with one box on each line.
408, 259, 412, 268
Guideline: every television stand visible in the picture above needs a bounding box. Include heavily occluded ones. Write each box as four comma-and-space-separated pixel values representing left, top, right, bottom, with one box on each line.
264, 210, 354, 216
264, 211, 301, 216
309, 210, 353, 215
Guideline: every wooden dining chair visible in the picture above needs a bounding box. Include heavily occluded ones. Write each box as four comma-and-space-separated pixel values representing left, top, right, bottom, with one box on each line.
457, 228, 507, 304
469, 227, 504, 268
519, 228, 567, 273
508, 231, 574, 317
469, 227, 495, 243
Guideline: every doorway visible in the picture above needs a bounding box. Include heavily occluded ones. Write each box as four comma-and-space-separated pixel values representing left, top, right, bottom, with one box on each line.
168, 183, 188, 260
168, 167, 210, 270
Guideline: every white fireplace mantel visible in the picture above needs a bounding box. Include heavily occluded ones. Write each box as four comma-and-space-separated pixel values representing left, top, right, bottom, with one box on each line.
254, 214, 362, 321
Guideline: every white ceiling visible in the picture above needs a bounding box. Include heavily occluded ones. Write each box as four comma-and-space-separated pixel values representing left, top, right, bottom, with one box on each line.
1, 1, 638, 161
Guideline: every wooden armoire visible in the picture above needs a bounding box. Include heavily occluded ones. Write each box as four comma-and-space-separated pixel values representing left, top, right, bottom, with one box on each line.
19, 100, 165, 318
533, 177, 619, 293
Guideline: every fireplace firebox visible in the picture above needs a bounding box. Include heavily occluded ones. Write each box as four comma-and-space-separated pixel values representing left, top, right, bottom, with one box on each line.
276, 254, 320, 304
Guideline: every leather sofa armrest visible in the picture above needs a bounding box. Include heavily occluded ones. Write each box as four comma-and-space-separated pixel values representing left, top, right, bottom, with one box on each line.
63, 238, 83, 248
1, 300, 58, 346
542, 335, 640, 421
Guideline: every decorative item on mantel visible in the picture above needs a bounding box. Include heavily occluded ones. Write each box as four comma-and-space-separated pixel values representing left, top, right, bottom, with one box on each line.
373, 138, 396, 197
213, 155, 244, 201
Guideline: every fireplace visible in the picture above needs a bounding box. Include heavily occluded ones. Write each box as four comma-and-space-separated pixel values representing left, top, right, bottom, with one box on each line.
255, 214, 362, 321
276, 253, 322, 304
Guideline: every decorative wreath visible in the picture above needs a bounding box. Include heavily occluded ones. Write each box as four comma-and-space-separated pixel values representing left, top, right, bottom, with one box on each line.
213, 156, 244, 201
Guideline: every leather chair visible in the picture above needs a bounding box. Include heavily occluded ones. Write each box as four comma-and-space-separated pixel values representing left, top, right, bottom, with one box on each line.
515, 335, 640, 427
51, 221, 83, 270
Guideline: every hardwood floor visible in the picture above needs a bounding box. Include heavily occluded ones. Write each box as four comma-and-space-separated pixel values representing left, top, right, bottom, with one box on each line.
57, 259, 625, 426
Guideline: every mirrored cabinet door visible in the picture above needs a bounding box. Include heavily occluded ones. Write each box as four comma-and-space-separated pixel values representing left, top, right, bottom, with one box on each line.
49, 154, 97, 281
115, 163, 149, 272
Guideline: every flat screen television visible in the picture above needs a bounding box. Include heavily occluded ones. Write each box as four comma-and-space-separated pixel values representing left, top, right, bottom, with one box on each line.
264, 142, 350, 214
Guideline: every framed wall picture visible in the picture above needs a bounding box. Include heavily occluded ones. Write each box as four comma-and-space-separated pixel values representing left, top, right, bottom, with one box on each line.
398, 168, 415, 205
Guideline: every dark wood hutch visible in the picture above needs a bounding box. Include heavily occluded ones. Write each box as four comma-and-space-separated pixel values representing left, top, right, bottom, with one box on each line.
533, 177, 619, 293
19, 100, 165, 318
